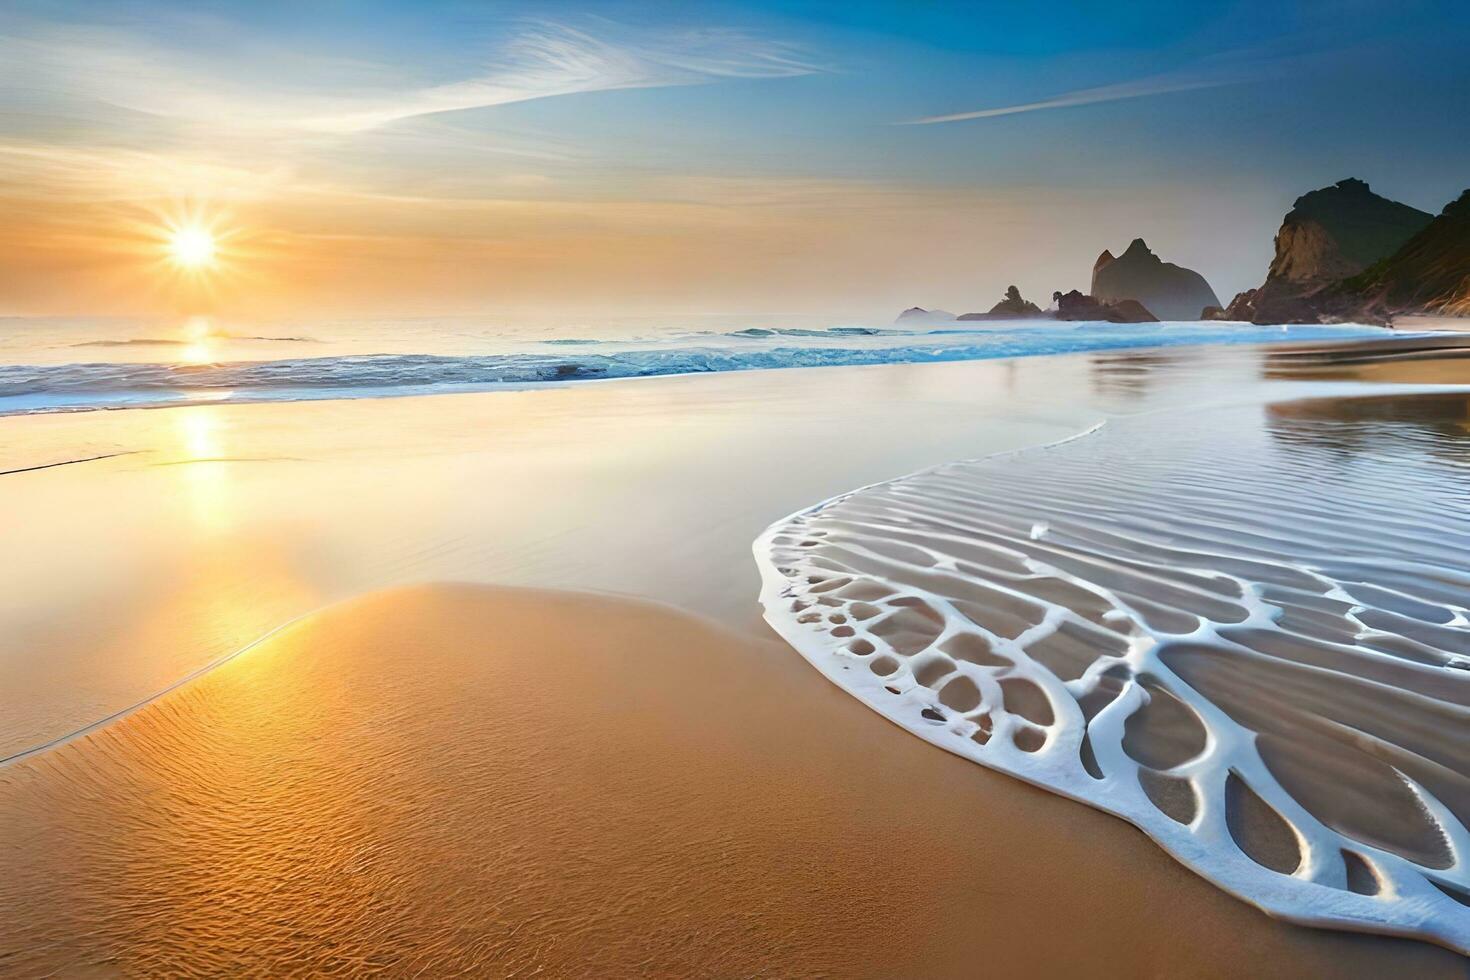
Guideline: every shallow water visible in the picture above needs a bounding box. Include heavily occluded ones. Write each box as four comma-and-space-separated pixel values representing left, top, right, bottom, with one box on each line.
757, 386, 1470, 950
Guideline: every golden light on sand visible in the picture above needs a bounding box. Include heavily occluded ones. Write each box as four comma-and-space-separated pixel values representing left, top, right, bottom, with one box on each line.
168, 225, 217, 269
175, 407, 233, 530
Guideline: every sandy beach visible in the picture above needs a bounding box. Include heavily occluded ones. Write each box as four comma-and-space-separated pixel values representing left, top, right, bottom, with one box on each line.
1, 336, 1467, 972
2, 584, 1463, 976
6, 3, 1467, 970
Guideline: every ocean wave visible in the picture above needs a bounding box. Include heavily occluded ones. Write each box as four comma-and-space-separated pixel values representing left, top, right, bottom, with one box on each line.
729, 325, 900, 338
69, 334, 317, 348
755, 393, 1470, 951
69, 338, 188, 348
0, 321, 1389, 416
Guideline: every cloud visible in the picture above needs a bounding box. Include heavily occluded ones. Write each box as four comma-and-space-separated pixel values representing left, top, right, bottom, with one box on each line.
302, 23, 820, 133
0, 20, 820, 136
900, 62, 1266, 125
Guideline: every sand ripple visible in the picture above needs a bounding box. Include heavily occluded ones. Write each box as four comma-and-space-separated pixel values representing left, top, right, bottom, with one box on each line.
757, 391, 1470, 952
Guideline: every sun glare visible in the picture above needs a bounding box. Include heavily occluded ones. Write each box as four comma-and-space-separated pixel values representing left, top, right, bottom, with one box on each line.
137, 206, 250, 308
169, 226, 218, 269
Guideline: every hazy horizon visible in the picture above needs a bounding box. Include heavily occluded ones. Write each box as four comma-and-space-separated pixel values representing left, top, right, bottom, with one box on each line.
2, 0, 1467, 319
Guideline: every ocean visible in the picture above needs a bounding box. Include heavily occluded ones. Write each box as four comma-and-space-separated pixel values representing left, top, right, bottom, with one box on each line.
0, 313, 1390, 415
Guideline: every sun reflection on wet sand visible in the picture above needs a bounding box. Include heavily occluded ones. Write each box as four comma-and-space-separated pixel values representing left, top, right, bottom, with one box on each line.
0, 356, 1101, 759
5, 340, 1466, 768
173, 407, 233, 530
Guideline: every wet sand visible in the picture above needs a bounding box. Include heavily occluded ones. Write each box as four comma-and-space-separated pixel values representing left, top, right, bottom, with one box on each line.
0, 584, 1461, 976
4, 339, 1425, 760
759, 388, 1470, 950
1, 356, 1101, 759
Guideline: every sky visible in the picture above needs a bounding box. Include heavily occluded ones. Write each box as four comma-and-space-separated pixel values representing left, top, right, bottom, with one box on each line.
1, 0, 1467, 318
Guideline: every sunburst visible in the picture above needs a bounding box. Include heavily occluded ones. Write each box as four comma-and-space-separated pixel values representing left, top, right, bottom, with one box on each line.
168, 225, 218, 270
153, 207, 235, 278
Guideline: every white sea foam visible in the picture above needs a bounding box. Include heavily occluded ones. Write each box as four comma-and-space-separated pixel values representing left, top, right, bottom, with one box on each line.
755, 393, 1470, 952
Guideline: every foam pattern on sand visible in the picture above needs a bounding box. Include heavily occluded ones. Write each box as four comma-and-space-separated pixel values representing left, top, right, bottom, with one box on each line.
756, 392, 1470, 952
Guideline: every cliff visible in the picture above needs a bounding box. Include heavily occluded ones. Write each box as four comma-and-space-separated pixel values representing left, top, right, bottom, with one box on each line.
1338, 188, 1470, 318
1219, 179, 1434, 323
1267, 178, 1433, 282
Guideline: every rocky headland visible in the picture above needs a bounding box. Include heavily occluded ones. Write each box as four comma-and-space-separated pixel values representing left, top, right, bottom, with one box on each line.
1335, 188, 1470, 319
1215, 179, 1439, 324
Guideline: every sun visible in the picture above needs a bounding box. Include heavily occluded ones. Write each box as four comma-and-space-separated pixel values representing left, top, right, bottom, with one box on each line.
129, 204, 250, 304
168, 225, 218, 270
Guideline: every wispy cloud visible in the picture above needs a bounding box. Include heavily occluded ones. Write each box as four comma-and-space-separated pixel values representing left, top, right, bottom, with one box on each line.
0, 14, 822, 217
900, 60, 1272, 125
1, 20, 820, 135
303, 23, 820, 133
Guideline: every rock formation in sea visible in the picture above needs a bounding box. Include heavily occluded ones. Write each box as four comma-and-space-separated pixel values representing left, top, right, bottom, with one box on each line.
1052, 289, 1158, 323
1217, 178, 1434, 323
1090, 239, 1220, 320
956, 285, 1044, 320
894, 306, 957, 325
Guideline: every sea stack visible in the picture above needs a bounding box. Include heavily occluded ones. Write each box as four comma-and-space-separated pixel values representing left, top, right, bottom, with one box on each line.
957, 285, 1044, 320
1091, 239, 1220, 320
1053, 289, 1158, 323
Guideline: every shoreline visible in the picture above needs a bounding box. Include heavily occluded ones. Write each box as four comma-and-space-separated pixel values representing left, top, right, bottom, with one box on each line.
756, 386, 1470, 953
3, 337, 1466, 756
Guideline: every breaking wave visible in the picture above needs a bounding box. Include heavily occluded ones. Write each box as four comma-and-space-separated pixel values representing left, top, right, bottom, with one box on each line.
1, 321, 1387, 416
755, 391, 1470, 952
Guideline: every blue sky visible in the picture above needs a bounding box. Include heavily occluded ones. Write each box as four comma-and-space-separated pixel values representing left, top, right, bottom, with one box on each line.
1, 0, 1466, 315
